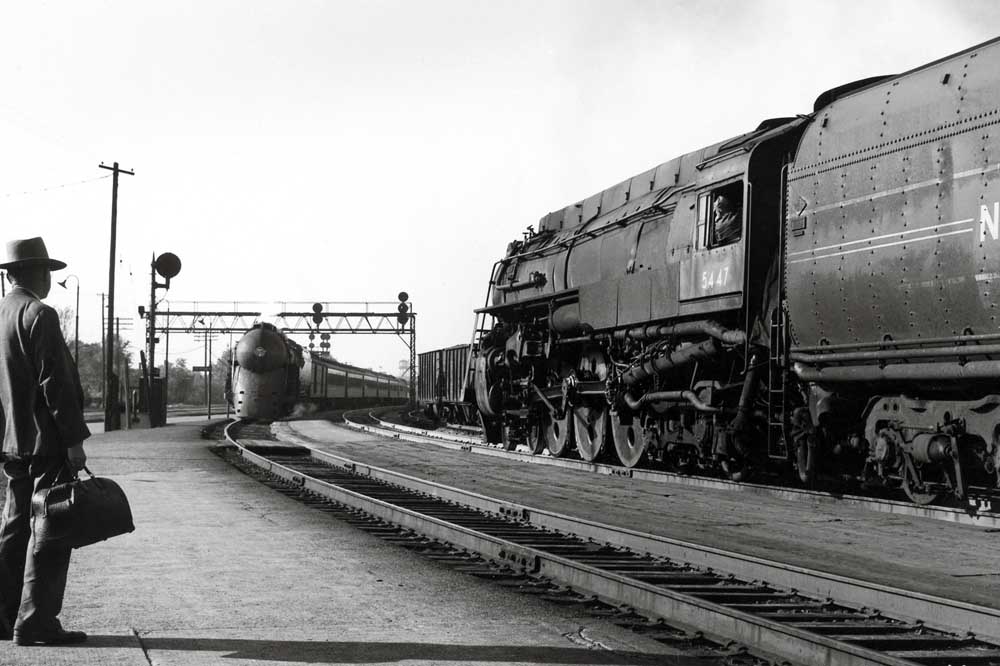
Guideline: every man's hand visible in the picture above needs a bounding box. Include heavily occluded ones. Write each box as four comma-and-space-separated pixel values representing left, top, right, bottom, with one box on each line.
67, 443, 87, 472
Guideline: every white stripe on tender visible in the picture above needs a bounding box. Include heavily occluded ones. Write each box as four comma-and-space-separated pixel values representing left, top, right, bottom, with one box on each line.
787, 219, 974, 258
798, 163, 1000, 217
787, 228, 974, 265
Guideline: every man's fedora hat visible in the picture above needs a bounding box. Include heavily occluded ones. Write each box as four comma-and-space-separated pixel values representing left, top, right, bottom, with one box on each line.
0, 237, 67, 271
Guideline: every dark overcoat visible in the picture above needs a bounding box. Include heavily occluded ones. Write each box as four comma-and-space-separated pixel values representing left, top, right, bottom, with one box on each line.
0, 286, 90, 457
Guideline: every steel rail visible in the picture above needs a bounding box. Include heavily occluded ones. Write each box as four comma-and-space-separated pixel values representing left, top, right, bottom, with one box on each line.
269, 421, 1000, 644
334, 411, 1000, 529
226, 421, 1000, 665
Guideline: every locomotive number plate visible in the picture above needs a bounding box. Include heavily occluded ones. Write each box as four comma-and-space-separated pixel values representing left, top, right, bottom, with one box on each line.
680, 247, 744, 300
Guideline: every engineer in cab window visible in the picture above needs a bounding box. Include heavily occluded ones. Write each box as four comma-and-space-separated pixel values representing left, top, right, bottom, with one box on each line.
712, 194, 742, 246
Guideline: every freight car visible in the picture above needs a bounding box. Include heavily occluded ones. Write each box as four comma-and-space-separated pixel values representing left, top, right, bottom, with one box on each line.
417, 344, 475, 424
463, 37, 1000, 506
231, 323, 407, 420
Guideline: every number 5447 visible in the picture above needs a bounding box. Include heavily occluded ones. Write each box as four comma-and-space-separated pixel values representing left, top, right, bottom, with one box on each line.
701, 266, 729, 290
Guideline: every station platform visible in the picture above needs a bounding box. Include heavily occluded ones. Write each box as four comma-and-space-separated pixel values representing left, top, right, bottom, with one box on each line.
276, 419, 1000, 611
1, 422, 707, 666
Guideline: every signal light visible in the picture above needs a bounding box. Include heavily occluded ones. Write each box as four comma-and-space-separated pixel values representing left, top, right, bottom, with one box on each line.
154, 253, 182, 280
312, 302, 323, 325
397, 291, 410, 326
312, 302, 323, 314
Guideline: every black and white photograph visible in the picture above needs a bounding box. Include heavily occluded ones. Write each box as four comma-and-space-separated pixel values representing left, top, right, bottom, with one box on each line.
1, 1, 999, 664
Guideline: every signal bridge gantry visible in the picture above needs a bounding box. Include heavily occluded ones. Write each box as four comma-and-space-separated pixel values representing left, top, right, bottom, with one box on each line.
155, 300, 415, 336
150, 296, 417, 405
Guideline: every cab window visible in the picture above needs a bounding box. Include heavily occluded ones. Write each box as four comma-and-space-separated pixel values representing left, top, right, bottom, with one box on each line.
696, 183, 743, 249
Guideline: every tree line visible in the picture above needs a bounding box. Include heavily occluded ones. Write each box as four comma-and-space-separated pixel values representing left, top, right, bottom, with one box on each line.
57, 307, 232, 407
69, 340, 233, 408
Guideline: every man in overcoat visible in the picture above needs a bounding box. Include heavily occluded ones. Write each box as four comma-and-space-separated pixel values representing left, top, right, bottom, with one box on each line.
0, 237, 89, 645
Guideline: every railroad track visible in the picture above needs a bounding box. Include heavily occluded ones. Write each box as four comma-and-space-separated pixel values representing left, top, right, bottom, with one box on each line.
225, 418, 1000, 666
338, 408, 1000, 529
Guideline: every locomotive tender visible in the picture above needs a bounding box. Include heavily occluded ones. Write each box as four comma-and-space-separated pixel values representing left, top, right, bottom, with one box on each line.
465, 37, 1000, 505
232, 323, 407, 420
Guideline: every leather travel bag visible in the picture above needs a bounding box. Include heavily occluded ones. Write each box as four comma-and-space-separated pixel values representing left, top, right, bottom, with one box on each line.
31, 466, 135, 553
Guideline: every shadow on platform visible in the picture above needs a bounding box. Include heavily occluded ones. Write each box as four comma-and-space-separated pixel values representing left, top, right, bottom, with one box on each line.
74, 634, 698, 664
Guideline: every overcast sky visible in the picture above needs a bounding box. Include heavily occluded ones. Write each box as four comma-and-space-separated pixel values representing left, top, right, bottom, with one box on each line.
1, 1, 997, 372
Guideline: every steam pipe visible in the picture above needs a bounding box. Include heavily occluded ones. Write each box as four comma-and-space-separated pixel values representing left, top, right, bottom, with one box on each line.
623, 390, 719, 412
496, 271, 547, 292
622, 338, 719, 386
790, 343, 1000, 364
614, 320, 746, 345
730, 351, 762, 431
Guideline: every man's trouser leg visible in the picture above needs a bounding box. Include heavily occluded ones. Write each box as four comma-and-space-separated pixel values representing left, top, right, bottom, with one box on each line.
10, 457, 72, 635
0, 458, 32, 632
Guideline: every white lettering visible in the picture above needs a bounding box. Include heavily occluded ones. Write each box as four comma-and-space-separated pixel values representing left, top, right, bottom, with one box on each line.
980, 202, 1000, 241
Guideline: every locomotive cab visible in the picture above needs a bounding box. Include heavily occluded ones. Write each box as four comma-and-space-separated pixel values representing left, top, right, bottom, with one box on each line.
680, 179, 746, 305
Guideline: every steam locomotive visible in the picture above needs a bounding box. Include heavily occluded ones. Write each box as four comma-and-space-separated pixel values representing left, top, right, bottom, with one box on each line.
458, 37, 1000, 506
231, 323, 407, 420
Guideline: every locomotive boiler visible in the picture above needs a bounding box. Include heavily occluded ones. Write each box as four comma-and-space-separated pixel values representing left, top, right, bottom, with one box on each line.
466, 37, 1000, 505
231, 323, 407, 420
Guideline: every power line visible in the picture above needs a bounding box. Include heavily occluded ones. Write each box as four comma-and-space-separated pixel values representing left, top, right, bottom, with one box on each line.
0, 174, 111, 199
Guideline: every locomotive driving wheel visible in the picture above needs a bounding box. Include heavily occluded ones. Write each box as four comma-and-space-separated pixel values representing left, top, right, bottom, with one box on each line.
610, 409, 646, 468
542, 410, 574, 457
901, 459, 943, 505
526, 417, 547, 454
573, 403, 609, 462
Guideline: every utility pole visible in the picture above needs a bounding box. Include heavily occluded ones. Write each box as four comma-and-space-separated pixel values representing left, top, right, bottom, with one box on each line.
207, 325, 213, 419
226, 333, 233, 419
144, 260, 156, 427
409, 318, 416, 408
116, 316, 121, 427
100, 161, 134, 432
164, 327, 170, 401
101, 293, 105, 409
119, 317, 133, 430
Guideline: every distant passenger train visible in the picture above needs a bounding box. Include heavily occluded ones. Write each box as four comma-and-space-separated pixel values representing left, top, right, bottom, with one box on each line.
230, 323, 407, 420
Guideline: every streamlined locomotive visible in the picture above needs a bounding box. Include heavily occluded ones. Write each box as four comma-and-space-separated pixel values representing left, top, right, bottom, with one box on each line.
231, 323, 407, 420
467, 38, 1000, 506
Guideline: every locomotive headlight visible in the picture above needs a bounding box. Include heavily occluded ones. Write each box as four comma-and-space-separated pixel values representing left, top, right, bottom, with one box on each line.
254, 346, 267, 358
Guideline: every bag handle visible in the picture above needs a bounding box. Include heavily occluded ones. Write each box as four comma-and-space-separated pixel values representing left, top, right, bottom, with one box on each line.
62, 464, 95, 483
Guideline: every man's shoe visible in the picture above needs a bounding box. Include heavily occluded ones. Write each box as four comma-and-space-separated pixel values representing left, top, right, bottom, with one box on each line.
13, 629, 87, 646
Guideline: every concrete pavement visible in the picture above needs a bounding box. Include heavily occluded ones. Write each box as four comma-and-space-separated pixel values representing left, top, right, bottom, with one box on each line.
1, 423, 712, 666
